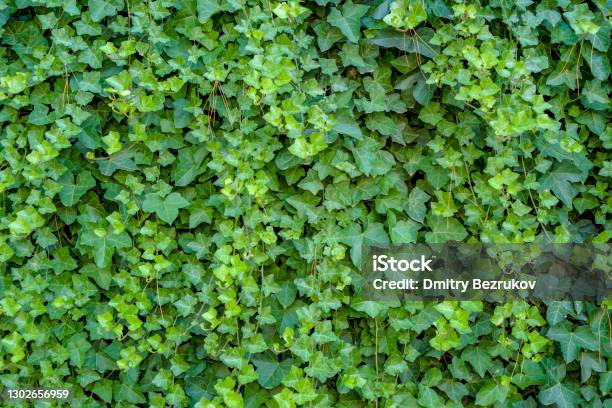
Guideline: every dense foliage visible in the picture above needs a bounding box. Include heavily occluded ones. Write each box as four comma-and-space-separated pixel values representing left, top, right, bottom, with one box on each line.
0, 0, 611, 406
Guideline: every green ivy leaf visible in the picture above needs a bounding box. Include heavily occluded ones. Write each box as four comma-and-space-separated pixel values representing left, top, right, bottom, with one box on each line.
538, 382, 580, 408
79, 228, 132, 268
511, 360, 547, 389
115, 383, 146, 404
59, 171, 96, 206
461, 346, 493, 377
197, 0, 221, 23
373, 28, 439, 58
417, 385, 444, 407
9, 206, 45, 235
407, 187, 430, 223
425, 216, 467, 243
547, 322, 598, 363
327, 1, 369, 43
88, 0, 120, 22
538, 161, 585, 208
172, 147, 208, 187
390, 219, 420, 244
475, 380, 509, 405
142, 192, 190, 224
352, 137, 396, 176
252, 352, 294, 389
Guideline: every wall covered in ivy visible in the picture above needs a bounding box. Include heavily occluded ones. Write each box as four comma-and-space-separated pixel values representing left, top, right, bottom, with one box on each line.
0, 0, 611, 406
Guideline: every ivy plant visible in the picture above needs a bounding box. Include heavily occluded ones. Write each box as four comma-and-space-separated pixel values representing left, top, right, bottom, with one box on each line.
0, 0, 611, 407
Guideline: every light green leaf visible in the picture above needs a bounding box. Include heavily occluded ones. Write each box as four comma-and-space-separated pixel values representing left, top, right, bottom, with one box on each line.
197, 0, 221, 23
88, 0, 120, 22
419, 102, 444, 126
390, 219, 420, 244
475, 381, 509, 406
9, 206, 45, 235
425, 216, 467, 243
417, 385, 444, 408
